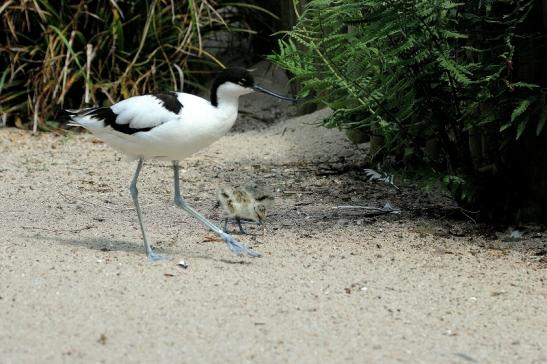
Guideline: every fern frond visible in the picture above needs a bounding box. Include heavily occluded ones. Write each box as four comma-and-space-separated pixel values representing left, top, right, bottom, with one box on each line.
511, 98, 532, 123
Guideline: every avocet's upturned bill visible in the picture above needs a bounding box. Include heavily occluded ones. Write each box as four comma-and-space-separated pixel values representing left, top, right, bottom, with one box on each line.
64, 67, 296, 261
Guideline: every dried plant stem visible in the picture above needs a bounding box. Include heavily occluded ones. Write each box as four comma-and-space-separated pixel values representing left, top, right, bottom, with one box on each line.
85, 44, 96, 104
59, 30, 76, 106
109, 0, 124, 19
2, 1, 270, 127
170, 0, 176, 23
173, 64, 185, 91
122, 0, 157, 81
0, 1, 13, 16
189, 0, 203, 55
32, 94, 40, 133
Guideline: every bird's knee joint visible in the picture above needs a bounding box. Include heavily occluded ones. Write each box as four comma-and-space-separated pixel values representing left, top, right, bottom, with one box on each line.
174, 196, 186, 208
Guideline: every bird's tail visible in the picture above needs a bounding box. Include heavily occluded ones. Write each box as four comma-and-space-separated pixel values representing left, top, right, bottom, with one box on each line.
59, 107, 100, 127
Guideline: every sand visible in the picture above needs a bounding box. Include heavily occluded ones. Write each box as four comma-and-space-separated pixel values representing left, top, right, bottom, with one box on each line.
0, 99, 546, 363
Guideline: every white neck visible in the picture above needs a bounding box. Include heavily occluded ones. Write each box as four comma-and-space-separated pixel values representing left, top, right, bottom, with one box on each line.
216, 84, 243, 106
213, 82, 253, 110
212, 88, 241, 135
216, 92, 240, 110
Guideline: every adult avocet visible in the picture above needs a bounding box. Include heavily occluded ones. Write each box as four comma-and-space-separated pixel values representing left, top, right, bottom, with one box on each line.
64, 67, 295, 261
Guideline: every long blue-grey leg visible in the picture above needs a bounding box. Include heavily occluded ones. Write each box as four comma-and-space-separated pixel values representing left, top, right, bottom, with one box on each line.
130, 158, 165, 261
172, 160, 260, 257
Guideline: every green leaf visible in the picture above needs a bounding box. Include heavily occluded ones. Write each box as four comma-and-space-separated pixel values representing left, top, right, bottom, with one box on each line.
438, 55, 472, 85
500, 122, 512, 132
440, 29, 468, 39
0, 67, 9, 95
511, 81, 540, 89
510, 98, 532, 123
48, 25, 83, 70
537, 107, 546, 136
516, 116, 529, 140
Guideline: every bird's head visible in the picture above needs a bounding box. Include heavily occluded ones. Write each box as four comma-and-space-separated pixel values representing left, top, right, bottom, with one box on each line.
253, 203, 268, 223
211, 67, 297, 106
252, 192, 274, 223
214, 68, 255, 98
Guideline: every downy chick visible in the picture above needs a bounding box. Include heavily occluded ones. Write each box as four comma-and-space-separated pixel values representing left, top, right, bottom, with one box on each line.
217, 184, 274, 234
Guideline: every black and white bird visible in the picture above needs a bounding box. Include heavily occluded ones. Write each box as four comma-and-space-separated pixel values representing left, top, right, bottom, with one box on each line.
64, 67, 295, 261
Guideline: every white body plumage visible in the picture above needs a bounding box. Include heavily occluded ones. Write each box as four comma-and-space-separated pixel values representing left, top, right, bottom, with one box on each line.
68, 82, 249, 161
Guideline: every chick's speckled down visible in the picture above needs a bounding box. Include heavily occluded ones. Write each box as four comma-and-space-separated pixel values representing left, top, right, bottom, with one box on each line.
217, 184, 274, 223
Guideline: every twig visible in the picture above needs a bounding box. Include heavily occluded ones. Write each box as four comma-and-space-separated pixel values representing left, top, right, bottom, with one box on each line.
58, 191, 162, 212
459, 209, 477, 224
409, 205, 479, 224
58, 191, 134, 212
335, 205, 383, 210
443, 206, 479, 224
334, 204, 401, 214
21, 224, 95, 234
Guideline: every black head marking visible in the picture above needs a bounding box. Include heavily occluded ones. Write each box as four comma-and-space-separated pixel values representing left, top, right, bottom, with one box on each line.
152, 92, 183, 114
227, 200, 235, 213
255, 194, 272, 202
84, 107, 153, 135
210, 67, 255, 107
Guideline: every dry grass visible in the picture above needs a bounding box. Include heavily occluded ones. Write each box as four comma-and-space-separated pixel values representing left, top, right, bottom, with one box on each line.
0, 0, 272, 130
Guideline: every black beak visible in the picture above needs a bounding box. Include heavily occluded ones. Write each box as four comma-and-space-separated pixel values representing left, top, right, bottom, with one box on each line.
253, 85, 298, 102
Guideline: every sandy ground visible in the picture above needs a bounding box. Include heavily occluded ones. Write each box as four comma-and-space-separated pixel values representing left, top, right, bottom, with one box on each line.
1, 97, 546, 363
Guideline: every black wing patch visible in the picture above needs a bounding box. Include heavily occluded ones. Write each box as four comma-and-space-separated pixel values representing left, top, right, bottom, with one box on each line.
69, 92, 182, 135
86, 107, 153, 135
152, 92, 183, 114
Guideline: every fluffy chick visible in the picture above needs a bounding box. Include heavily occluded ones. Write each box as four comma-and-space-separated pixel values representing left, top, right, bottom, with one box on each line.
217, 184, 274, 234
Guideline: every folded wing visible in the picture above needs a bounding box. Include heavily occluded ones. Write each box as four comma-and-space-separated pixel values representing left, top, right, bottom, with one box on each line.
66, 92, 183, 135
